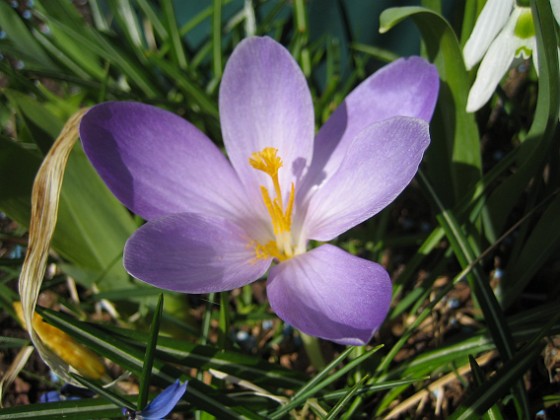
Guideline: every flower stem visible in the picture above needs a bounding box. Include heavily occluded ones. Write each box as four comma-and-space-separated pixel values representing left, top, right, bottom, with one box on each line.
300, 333, 326, 371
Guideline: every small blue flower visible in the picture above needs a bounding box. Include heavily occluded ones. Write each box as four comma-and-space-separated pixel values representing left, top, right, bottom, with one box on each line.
39, 391, 63, 403
124, 380, 187, 420
39, 384, 93, 403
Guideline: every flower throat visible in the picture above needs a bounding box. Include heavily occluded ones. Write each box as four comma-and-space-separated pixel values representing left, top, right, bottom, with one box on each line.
249, 147, 296, 261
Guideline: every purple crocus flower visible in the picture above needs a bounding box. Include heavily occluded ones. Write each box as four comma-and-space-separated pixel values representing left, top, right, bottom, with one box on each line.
79, 37, 438, 345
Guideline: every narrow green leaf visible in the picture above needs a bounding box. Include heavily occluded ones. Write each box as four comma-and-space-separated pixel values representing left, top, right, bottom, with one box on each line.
4, 89, 62, 140
88, 0, 111, 32
109, 328, 306, 389
31, 30, 94, 79
112, 0, 145, 49
0, 2, 57, 70
37, 308, 261, 419
138, 294, 164, 410
451, 314, 558, 419
0, 398, 122, 419
469, 356, 505, 420
321, 378, 427, 401
71, 373, 135, 411
350, 43, 399, 63
419, 171, 529, 416
502, 191, 560, 306
212, 0, 223, 79
161, 0, 188, 70
136, 0, 167, 39
218, 291, 229, 349
325, 376, 368, 420
37, 1, 160, 97
0, 137, 41, 227
484, 0, 560, 238
150, 56, 219, 118
270, 346, 382, 418
0, 336, 30, 349
292, 0, 311, 76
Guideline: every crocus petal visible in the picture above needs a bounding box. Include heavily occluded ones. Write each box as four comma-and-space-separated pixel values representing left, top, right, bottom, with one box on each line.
463, 0, 514, 70
142, 380, 187, 420
124, 213, 271, 293
300, 57, 438, 196
466, 10, 523, 112
303, 117, 430, 242
267, 244, 392, 345
80, 102, 250, 221
219, 36, 315, 204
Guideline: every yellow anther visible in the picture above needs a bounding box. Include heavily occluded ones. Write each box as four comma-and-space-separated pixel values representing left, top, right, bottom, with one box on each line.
249, 147, 283, 177
13, 302, 106, 380
255, 241, 288, 262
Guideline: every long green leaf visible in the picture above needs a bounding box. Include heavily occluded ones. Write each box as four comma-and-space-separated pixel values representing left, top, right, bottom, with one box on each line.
502, 191, 560, 306
138, 294, 164, 409
0, 398, 122, 419
270, 346, 382, 418
0, 2, 57, 70
451, 314, 557, 419
37, 308, 263, 419
469, 356, 504, 420
419, 171, 529, 416
36, 0, 160, 97
110, 328, 305, 389
161, 0, 188, 70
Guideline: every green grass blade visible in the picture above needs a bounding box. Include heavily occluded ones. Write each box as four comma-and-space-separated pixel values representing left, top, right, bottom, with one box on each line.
469, 356, 504, 420
31, 30, 94, 79
120, 332, 306, 389
37, 308, 262, 419
0, 2, 57, 70
36, 0, 160, 97
138, 294, 164, 410
269, 346, 382, 418
349, 42, 399, 63
150, 56, 219, 118
212, 0, 223, 79
419, 171, 529, 416
483, 0, 560, 238
0, 398, 122, 419
324, 376, 368, 420
502, 191, 560, 306
112, 0, 145, 49
161, 0, 188, 70
70, 373, 135, 411
136, 0, 167, 39
88, 0, 111, 32
451, 314, 558, 419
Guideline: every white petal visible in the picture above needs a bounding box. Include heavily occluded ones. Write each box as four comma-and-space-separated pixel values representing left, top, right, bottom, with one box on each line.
463, 0, 514, 70
467, 10, 524, 112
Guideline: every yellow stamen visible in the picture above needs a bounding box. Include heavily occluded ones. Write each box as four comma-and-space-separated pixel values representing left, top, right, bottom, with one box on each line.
284, 182, 295, 230
249, 147, 296, 260
255, 241, 288, 262
249, 147, 283, 177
